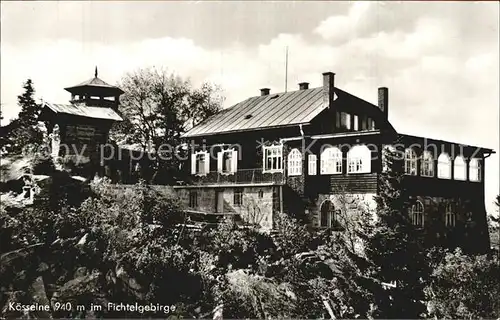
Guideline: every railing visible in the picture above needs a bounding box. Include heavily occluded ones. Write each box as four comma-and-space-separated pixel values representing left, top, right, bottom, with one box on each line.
187, 168, 285, 186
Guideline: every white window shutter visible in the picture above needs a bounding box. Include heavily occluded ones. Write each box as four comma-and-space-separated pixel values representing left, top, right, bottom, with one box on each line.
191, 154, 197, 174
217, 152, 223, 173
363, 148, 371, 173
232, 150, 238, 172
204, 153, 210, 174
262, 147, 267, 172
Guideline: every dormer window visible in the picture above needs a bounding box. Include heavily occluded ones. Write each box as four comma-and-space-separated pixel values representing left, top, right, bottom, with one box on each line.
191, 150, 209, 176
335, 112, 351, 130
263, 145, 283, 173
345, 113, 352, 130
368, 117, 376, 130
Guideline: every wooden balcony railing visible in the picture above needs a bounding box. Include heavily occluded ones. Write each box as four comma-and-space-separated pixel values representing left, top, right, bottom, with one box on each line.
188, 168, 285, 185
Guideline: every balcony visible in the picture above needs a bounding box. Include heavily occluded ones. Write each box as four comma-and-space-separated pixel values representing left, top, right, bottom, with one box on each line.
185, 168, 285, 186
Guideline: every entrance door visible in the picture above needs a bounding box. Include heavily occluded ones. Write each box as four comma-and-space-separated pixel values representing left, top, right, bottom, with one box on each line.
215, 190, 224, 213
320, 200, 334, 228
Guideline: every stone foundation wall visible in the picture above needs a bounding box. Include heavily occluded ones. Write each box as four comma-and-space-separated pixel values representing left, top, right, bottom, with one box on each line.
175, 186, 275, 229
309, 192, 377, 228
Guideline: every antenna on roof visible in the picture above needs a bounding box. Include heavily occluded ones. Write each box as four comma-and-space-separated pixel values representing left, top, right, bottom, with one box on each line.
284, 46, 289, 93
95, 66, 98, 78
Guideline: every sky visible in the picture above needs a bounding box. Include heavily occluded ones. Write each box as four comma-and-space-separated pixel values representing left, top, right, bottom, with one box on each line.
1, 1, 499, 213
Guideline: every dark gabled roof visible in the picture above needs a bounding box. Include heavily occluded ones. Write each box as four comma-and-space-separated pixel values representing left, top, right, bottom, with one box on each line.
40, 102, 123, 121
183, 87, 329, 138
64, 76, 124, 95
183, 86, 388, 138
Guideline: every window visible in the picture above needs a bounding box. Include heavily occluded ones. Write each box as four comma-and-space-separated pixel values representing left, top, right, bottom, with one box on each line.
353, 115, 359, 131
336, 112, 350, 130
454, 155, 466, 180
263, 145, 283, 172
189, 190, 198, 208
308, 154, 317, 175
445, 203, 456, 227
287, 148, 302, 176
368, 117, 376, 130
223, 152, 231, 172
466, 211, 473, 222
234, 188, 243, 206
421, 151, 434, 177
320, 147, 342, 174
345, 113, 352, 130
411, 200, 424, 227
404, 148, 418, 175
437, 152, 451, 179
218, 149, 238, 174
347, 145, 371, 173
191, 151, 209, 175
469, 158, 481, 182
258, 189, 264, 199
360, 116, 368, 130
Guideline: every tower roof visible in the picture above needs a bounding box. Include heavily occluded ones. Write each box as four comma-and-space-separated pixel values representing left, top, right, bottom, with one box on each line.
64, 67, 124, 96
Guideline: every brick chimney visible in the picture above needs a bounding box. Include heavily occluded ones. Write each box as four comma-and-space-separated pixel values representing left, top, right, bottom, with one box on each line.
298, 82, 309, 90
260, 88, 270, 96
322, 72, 335, 108
378, 87, 388, 118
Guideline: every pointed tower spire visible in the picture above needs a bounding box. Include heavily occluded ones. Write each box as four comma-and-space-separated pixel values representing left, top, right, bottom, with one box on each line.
95, 66, 98, 78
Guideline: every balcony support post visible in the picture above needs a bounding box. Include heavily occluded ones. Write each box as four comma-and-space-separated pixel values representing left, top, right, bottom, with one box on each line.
279, 185, 284, 213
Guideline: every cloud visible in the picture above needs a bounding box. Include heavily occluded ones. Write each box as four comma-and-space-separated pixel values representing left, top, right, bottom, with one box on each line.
313, 1, 373, 43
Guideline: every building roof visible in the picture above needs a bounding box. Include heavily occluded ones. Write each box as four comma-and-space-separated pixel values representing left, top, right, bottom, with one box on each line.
64, 76, 124, 95
40, 102, 123, 121
183, 86, 383, 138
184, 87, 326, 138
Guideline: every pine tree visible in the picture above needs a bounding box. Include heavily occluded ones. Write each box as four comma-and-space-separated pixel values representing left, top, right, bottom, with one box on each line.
9, 79, 43, 152
17, 79, 42, 126
360, 148, 431, 318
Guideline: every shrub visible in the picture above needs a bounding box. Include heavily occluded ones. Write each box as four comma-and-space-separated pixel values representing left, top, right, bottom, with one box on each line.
424, 248, 500, 319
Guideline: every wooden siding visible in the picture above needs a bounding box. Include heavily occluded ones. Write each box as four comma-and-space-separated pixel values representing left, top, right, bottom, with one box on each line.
303, 173, 378, 198
330, 173, 378, 193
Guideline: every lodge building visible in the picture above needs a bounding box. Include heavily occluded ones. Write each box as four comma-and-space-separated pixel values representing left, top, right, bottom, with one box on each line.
177, 71, 494, 252
35, 69, 494, 252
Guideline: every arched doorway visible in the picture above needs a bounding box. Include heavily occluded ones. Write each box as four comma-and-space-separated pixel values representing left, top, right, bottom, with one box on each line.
320, 199, 335, 228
